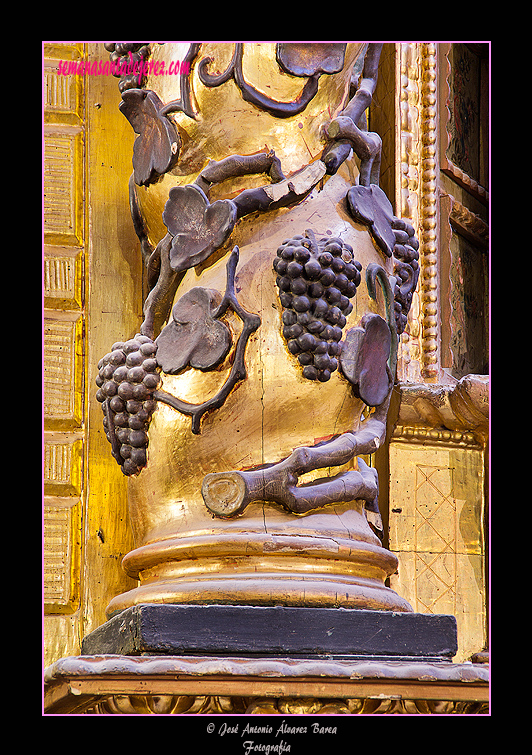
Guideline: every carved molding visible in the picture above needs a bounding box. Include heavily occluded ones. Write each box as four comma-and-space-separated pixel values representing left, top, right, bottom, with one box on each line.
396, 43, 420, 383
396, 43, 440, 383
43, 43, 87, 626
82, 694, 488, 715
449, 198, 489, 249
419, 43, 439, 381
44, 654, 489, 715
392, 424, 481, 449
393, 374, 488, 446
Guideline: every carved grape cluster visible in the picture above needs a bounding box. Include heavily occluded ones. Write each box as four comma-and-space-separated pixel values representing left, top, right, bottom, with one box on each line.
391, 219, 420, 335
274, 231, 361, 382
96, 334, 161, 476
104, 43, 150, 91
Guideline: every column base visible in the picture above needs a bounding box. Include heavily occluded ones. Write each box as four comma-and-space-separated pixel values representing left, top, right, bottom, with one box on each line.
82, 603, 457, 661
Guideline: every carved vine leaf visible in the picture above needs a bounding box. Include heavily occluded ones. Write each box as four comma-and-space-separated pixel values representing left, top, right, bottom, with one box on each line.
347, 185, 420, 336
339, 314, 392, 407
119, 89, 181, 186
276, 43, 347, 77
162, 184, 237, 273
155, 287, 232, 374
151, 247, 261, 435
347, 184, 396, 258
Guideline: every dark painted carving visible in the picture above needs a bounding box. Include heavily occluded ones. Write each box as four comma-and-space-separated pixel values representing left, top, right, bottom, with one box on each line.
135, 152, 325, 339
339, 314, 392, 407
156, 43, 201, 120
347, 184, 397, 258
119, 89, 181, 186
389, 220, 420, 335
276, 43, 347, 77
322, 43, 383, 184
365, 262, 398, 371
347, 184, 420, 335
96, 333, 161, 477
203, 253, 401, 523
202, 398, 390, 521
155, 287, 232, 374
101, 42, 421, 500
274, 229, 361, 382
194, 152, 285, 196
96, 248, 261, 475
104, 43, 151, 92
162, 184, 237, 273
153, 247, 261, 434
112, 43, 385, 189
198, 43, 323, 118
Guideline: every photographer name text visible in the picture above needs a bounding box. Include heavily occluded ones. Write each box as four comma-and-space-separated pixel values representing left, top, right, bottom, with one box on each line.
206, 719, 338, 753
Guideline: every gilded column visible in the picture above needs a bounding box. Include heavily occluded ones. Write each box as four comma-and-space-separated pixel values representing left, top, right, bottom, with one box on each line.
88, 43, 420, 618
43, 43, 490, 714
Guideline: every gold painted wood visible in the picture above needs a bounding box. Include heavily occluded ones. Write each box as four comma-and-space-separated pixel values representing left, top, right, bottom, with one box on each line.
388, 442, 486, 663
43, 45, 489, 686
108, 166, 411, 616
98, 43, 412, 617
43, 42, 140, 666
80, 44, 142, 641
388, 378, 488, 663
44, 655, 489, 714
43, 43, 87, 665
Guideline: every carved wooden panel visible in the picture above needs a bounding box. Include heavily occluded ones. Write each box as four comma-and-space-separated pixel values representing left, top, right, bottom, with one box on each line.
43, 44, 86, 630
440, 193, 489, 379
439, 43, 489, 203
43, 316, 83, 429
44, 247, 82, 310
43, 500, 81, 613
394, 43, 439, 383
43, 48, 83, 124
388, 439, 486, 663
43, 437, 83, 497
43, 128, 84, 246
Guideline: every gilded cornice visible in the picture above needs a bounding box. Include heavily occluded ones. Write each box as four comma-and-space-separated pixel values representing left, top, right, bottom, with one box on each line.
393, 374, 488, 447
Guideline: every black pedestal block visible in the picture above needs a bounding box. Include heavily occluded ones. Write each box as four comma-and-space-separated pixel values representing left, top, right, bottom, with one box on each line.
81, 604, 458, 661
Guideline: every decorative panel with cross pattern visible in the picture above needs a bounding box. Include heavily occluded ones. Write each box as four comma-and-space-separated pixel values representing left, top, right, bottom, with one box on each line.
388, 440, 486, 662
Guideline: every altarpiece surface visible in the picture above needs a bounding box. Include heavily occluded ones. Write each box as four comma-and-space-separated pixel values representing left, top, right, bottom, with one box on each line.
43, 42, 489, 716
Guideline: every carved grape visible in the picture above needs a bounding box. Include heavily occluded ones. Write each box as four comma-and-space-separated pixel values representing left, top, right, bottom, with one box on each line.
274, 231, 361, 382
96, 333, 161, 476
